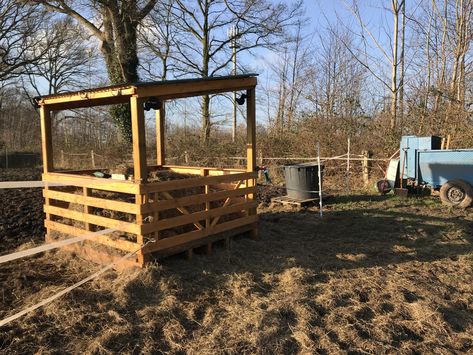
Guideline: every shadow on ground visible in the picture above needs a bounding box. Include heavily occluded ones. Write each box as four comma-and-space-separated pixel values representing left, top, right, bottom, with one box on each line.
2, 193, 473, 354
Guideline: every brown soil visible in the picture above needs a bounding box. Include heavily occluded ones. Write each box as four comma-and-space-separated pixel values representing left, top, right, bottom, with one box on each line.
1, 168, 473, 354
0, 169, 44, 253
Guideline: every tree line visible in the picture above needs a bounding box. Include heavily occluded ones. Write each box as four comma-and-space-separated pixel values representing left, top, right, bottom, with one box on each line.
1, 0, 473, 164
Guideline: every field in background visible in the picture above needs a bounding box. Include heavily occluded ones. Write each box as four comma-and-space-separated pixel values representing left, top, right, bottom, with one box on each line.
1, 168, 472, 353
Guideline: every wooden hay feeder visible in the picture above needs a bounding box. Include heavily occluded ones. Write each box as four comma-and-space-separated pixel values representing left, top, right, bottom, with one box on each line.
35, 75, 258, 268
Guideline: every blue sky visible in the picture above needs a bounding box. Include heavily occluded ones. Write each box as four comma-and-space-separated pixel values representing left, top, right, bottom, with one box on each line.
35, 1, 423, 129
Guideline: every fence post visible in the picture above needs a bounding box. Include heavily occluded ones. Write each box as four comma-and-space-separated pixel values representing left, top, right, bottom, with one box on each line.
362, 150, 371, 187
91, 150, 95, 168
257, 151, 263, 180
61, 150, 65, 167
346, 138, 350, 193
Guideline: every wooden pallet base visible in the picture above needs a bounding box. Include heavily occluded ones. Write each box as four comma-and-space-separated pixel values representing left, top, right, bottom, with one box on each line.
152, 223, 257, 259
47, 222, 257, 270
271, 195, 319, 208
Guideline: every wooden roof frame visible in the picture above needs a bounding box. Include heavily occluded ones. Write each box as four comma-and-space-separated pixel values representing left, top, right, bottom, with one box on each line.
37, 74, 258, 183
34, 74, 258, 111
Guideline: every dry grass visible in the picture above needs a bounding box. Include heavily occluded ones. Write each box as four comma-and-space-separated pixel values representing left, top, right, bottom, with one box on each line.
1, 170, 473, 353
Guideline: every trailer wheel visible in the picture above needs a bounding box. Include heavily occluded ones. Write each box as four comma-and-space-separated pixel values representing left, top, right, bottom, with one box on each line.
439, 179, 473, 208
375, 179, 391, 194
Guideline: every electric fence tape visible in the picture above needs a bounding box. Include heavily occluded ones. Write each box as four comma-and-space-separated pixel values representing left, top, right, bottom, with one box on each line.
0, 228, 116, 265
0, 181, 66, 189
0, 240, 153, 328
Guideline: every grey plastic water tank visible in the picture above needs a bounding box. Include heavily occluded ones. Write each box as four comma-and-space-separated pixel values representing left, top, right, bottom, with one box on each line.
284, 163, 323, 200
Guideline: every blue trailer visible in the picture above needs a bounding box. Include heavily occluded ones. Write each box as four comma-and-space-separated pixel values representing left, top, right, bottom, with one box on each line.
378, 135, 473, 207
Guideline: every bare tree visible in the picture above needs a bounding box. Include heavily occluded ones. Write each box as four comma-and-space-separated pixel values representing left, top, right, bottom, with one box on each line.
308, 27, 365, 130
0, 1, 47, 82
448, 0, 473, 106
339, 0, 406, 130
139, 0, 176, 81
27, 0, 158, 142
25, 18, 95, 96
270, 21, 313, 134
168, 0, 302, 143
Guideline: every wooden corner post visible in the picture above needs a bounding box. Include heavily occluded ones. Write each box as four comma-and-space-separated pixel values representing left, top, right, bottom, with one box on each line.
40, 106, 53, 173
130, 95, 148, 265
246, 88, 258, 239
130, 96, 148, 182
40, 105, 53, 240
156, 103, 166, 166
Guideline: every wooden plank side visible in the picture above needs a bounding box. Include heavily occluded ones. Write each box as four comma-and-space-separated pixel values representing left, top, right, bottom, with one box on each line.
141, 186, 255, 213
42, 173, 140, 194
43, 189, 140, 214
161, 191, 204, 230
142, 200, 258, 234
140, 171, 257, 193
142, 215, 258, 253
44, 205, 141, 234
45, 220, 139, 252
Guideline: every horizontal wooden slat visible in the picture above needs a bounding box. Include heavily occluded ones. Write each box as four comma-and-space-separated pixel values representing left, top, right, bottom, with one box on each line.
43, 171, 255, 195
141, 186, 256, 213
164, 165, 245, 176
42, 173, 139, 194
142, 215, 258, 253
38, 87, 136, 110
140, 171, 257, 193
136, 76, 257, 100
211, 182, 247, 190
45, 220, 139, 252
44, 190, 140, 214
44, 205, 141, 234
142, 200, 258, 234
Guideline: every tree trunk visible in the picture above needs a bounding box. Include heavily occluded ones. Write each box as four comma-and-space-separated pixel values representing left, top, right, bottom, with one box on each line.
390, 0, 400, 130
434, 0, 448, 112
100, 7, 140, 143
398, 0, 406, 131
200, 0, 211, 144
201, 95, 211, 144
32, 1, 155, 144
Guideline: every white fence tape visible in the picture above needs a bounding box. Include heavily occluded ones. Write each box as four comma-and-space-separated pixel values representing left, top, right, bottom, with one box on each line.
0, 228, 116, 265
0, 179, 133, 189
0, 241, 151, 328
0, 181, 67, 189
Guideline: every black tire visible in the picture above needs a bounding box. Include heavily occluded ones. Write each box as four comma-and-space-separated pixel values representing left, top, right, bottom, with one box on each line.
375, 179, 391, 194
439, 179, 473, 208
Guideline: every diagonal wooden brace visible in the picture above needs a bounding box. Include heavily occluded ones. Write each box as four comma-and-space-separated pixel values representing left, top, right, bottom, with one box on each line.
160, 191, 205, 230
210, 180, 243, 228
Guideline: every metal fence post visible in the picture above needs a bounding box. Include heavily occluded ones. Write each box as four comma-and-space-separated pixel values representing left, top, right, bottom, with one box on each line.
317, 142, 323, 218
